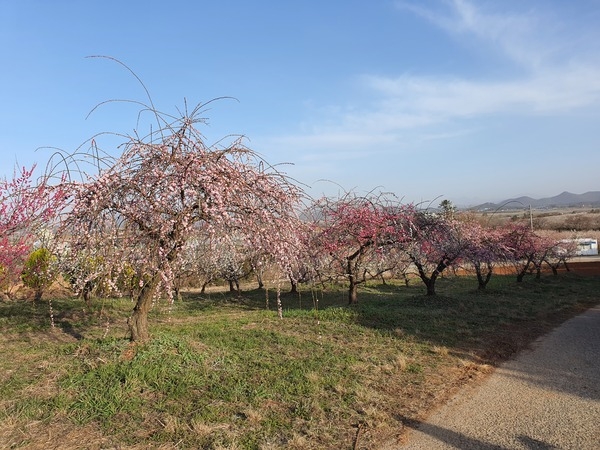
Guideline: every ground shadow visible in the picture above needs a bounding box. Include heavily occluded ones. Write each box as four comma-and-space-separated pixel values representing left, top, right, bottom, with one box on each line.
486, 306, 600, 402
517, 435, 560, 450
396, 414, 507, 449
57, 319, 84, 340
398, 414, 560, 449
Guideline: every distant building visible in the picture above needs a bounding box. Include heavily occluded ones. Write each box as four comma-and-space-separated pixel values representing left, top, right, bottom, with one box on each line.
562, 238, 599, 256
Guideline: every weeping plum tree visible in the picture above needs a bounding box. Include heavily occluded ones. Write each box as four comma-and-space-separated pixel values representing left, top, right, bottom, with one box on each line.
501, 224, 567, 281
63, 106, 302, 342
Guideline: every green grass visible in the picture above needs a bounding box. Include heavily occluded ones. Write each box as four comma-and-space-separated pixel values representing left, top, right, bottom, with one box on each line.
1, 273, 598, 449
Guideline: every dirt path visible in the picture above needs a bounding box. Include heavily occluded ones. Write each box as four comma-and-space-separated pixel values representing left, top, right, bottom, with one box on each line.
384, 305, 600, 449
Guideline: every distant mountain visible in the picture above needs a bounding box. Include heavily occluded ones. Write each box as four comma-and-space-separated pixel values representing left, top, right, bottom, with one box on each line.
471, 191, 600, 211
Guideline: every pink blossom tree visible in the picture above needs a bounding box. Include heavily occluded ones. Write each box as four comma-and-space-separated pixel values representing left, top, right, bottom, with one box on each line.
384, 246, 414, 287
460, 222, 507, 290
175, 231, 221, 294
282, 214, 328, 294
208, 233, 253, 294
500, 223, 556, 282
0, 165, 65, 298
61, 108, 302, 342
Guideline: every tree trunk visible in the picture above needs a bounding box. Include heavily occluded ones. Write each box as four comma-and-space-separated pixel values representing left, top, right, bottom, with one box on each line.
257, 272, 264, 289
174, 285, 182, 302
228, 279, 240, 294
516, 257, 533, 282
348, 281, 358, 305
475, 262, 493, 290
289, 276, 298, 294
82, 281, 93, 308
424, 276, 437, 296
347, 257, 358, 305
33, 289, 43, 303
412, 258, 440, 296
346, 247, 368, 305
127, 274, 160, 342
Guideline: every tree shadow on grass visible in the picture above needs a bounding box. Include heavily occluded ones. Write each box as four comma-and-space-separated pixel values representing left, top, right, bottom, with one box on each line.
176, 283, 474, 350
0, 296, 130, 341
177, 289, 271, 313
0, 299, 54, 331
56, 317, 84, 340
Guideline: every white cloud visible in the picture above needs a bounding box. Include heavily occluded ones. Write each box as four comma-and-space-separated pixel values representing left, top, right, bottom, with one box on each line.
363, 65, 600, 120
271, 63, 600, 153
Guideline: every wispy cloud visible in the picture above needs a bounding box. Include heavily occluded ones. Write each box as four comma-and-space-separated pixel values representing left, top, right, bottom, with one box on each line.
267, 1, 600, 160
260, 131, 399, 163
395, 0, 548, 69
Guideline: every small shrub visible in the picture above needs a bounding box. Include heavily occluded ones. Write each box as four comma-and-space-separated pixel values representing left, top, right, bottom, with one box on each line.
21, 248, 56, 302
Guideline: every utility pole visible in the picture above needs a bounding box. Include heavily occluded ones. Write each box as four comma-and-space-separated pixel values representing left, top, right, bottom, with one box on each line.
529, 204, 533, 231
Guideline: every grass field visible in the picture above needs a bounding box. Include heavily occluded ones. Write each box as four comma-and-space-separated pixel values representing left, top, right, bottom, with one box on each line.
1, 273, 598, 449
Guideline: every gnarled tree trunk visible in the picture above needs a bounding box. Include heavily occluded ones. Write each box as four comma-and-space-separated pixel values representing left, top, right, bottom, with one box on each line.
127, 274, 161, 342
412, 257, 452, 296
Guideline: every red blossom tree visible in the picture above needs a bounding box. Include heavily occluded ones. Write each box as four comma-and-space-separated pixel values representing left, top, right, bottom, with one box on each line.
399, 208, 469, 296
311, 194, 403, 304
61, 109, 302, 341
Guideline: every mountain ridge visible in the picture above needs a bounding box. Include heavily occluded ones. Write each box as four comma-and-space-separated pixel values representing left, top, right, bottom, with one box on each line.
471, 191, 600, 211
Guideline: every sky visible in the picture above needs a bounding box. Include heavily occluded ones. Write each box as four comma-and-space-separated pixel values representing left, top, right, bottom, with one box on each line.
1, 0, 599, 206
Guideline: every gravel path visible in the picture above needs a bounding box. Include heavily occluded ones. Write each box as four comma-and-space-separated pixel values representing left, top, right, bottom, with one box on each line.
393, 305, 600, 450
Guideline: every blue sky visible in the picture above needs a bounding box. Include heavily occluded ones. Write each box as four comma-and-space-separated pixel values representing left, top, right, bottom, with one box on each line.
1, 0, 599, 206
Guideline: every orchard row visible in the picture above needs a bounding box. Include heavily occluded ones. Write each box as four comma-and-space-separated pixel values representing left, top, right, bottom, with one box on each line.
0, 113, 577, 341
